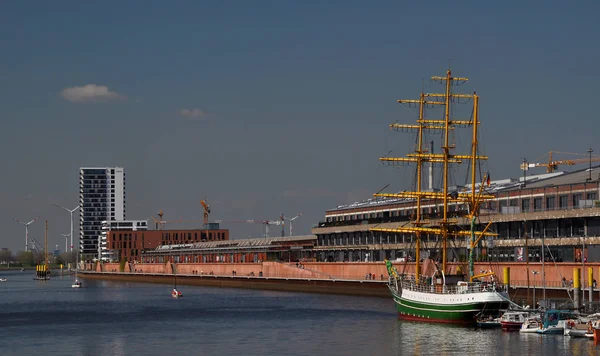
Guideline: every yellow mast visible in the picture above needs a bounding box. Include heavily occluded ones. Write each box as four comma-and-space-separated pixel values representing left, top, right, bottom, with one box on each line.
441, 70, 451, 273
414, 91, 425, 281
45, 220, 49, 269
372, 68, 496, 280
471, 93, 479, 208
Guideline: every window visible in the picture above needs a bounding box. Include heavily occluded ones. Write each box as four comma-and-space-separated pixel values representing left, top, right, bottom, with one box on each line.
533, 198, 542, 212
587, 192, 597, 201
521, 199, 530, 212
572, 194, 582, 208
559, 195, 568, 209
546, 196, 555, 211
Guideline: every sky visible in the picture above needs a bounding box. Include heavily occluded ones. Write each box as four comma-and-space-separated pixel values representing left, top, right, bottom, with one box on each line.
1, 1, 599, 252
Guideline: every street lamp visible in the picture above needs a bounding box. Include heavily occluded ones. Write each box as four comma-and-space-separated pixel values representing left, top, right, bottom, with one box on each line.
532, 270, 540, 308
587, 148, 593, 181
522, 158, 528, 187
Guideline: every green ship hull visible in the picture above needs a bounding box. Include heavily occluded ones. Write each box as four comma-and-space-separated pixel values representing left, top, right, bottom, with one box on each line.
390, 286, 509, 325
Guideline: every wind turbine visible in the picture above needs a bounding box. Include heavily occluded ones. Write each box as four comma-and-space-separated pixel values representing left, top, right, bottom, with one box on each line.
54, 204, 80, 252
61, 232, 70, 255
284, 213, 303, 236
14, 217, 38, 251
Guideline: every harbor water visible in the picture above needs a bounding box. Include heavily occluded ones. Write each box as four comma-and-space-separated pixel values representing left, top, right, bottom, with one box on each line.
0, 270, 596, 356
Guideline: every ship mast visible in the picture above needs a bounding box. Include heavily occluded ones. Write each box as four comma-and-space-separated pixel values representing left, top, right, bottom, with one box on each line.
45, 220, 49, 270
371, 69, 496, 282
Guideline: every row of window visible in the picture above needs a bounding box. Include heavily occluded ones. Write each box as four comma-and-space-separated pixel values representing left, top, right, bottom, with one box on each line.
317, 217, 600, 246
161, 231, 227, 242
498, 192, 597, 213
325, 192, 599, 223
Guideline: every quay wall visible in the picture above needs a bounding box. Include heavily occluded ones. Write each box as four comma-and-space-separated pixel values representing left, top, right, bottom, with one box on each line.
90, 261, 600, 287
79, 272, 389, 297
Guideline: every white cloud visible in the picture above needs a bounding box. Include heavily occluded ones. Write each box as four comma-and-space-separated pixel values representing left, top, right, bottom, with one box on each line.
179, 108, 205, 119
60, 84, 124, 103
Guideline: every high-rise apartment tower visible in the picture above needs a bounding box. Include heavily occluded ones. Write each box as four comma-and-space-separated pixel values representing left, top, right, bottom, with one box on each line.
79, 167, 125, 259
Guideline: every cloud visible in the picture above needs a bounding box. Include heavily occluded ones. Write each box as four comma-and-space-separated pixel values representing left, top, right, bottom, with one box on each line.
61, 84, 124, 103
179, 108, 205, 119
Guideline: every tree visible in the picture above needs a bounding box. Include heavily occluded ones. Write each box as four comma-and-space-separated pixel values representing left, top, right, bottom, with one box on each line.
0, 249, 12, 263
59, 251, 76, 265
16, 251, 34, 266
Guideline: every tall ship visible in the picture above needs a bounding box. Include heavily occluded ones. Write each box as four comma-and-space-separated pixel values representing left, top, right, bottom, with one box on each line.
376, 68, 511, 324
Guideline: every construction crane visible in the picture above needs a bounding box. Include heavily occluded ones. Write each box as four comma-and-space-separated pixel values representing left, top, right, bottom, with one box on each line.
521, 150, 600, 173
200, 199, 211, 227
30, 237, 43, 253
150, 210, 205, 230
213, 219, 284, 238
151, 210, 166, 230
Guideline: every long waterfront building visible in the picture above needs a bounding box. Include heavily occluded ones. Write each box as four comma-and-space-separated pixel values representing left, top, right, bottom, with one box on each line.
80, 167, 125, 260
311, 166, 600, 264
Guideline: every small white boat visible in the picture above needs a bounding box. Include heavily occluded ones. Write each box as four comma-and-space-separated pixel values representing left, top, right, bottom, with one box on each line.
0, 278, 7, 282
501, 311, 531, 331
563, 314, 600, 338
519, 316, 542, 333
71, 279, 82, 288
172, 288, 182, 298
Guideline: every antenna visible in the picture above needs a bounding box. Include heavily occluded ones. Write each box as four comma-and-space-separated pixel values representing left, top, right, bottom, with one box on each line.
283, 213, 303, 236
54, 204, 80, 252
14, 217, 38, 251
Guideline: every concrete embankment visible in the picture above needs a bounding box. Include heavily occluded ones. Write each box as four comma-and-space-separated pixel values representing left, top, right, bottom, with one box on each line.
79, 271, 390, 297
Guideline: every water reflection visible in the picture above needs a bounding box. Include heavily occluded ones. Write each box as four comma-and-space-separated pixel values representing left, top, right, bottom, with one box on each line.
1, 272, 598, 356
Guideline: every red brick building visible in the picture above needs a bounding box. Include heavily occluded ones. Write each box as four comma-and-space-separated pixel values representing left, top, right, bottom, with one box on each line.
106, 228, 229, 262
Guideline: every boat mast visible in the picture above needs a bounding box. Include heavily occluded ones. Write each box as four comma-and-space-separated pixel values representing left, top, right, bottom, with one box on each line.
468, 94, 479, 280
431, 69, 470, 274
441, 70, 451, 274
471, 94, 479, 218
45, 220, 49, 270
414, 91, 426, 281
372, 68, 496, 281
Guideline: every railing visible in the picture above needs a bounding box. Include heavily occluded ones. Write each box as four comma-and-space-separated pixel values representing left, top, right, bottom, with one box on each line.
510, 279, 598, 289
397, 278, 504, 295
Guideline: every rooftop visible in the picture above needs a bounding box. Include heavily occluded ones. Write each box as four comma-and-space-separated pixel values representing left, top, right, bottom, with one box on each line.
327, 165, 600, 213
151, 235, 317, 252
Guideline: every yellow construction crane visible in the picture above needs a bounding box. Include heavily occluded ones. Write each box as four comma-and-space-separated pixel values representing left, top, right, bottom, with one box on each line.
151, 210, 166, 230
200, 199, 211, 227
521, 150, 600, 173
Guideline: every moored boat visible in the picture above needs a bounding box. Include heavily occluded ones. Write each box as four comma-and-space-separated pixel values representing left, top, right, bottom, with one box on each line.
519, 315, 543, 333
477, 314, 502, 329
501, 311, 531, 331
537, 310, 576, 334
